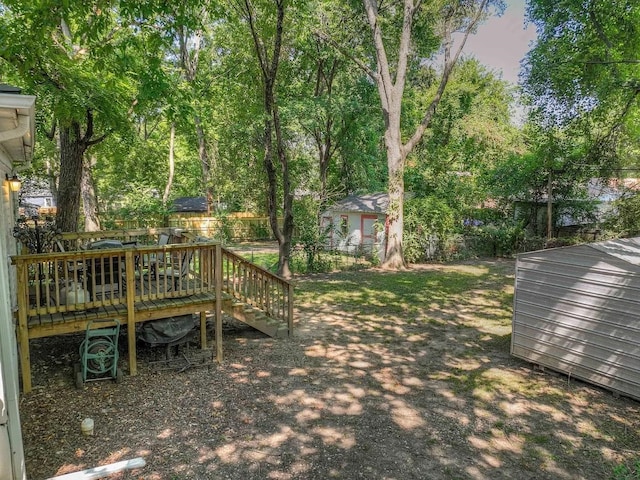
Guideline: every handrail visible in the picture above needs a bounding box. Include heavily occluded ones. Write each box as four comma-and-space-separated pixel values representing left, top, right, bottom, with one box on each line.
12, 243, 215, 315
12, 242, 293, 332
220, 247, 294, 331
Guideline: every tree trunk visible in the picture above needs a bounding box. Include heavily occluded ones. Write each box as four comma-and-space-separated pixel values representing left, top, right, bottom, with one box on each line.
384, 132, 407, 269
81, 155, 101, 232
313, 57, 338, 212
163, 122, 176, 206
177, 18, 215, 214
57, 122, 86, 232
273, 103, 294, 279
362, 0, 490, 269
244, 0, 293, 278
194, 116, 215, 213
55, 110, 107, 232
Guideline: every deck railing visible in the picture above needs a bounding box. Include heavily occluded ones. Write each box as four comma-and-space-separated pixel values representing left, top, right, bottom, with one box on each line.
221, 249, 294, 335
14, 243, 217, 315
14, 242, 292, 325
12, 237, 293, 392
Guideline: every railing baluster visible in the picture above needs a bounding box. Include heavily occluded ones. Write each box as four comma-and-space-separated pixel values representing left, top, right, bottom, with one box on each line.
219, 247, 293, 336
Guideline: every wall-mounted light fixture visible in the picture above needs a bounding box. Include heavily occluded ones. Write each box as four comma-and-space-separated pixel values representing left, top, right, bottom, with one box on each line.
5, 173, 21, 192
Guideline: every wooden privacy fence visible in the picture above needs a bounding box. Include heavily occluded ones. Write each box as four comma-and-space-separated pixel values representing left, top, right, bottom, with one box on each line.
107, 216, 280, 241
12, 239, 294, 393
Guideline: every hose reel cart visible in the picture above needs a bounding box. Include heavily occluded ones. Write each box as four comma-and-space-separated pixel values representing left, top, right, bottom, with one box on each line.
75, 319, 124, 388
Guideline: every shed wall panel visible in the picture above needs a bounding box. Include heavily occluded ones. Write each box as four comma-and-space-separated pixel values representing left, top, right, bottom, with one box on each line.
512, 241, 640, 401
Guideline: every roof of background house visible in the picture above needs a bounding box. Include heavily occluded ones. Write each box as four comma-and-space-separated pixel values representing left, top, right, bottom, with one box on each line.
587, 178, 640, 201
328, 193, 389, 214
21, 178, 54, 199
171, 196, 208, 213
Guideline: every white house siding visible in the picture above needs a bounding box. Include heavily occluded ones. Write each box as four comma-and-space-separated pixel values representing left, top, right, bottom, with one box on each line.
324, 212, 386, 260
0, 157, 25, 480
512, 238, 640, 401
0, 92, 33, 480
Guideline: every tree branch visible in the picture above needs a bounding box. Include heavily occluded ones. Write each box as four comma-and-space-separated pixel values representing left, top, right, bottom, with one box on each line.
313, 30, 377, 80
364, 0, 394, 113
46, 118, 57, 141
243, 0, 270, 82
394, 0, 419, 98
86, 131, 110, 147
82, 109, 94, 144
270, 0, 285, 81
405, 0, 490, 153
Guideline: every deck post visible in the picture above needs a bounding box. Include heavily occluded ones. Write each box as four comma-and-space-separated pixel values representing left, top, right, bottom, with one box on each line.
200, 243, 210, 349
288, 283, 294, 337
124, 250, 137, 376
15, 261, 31, 393
215, 243, 223, 362
200, 311, 207, 349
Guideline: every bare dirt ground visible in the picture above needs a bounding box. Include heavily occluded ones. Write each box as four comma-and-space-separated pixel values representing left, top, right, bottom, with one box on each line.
20, 259, 640, 480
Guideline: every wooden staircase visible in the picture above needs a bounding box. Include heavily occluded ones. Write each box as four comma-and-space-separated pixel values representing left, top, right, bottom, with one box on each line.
220, 247, 293, 339
226, 299, 290, 338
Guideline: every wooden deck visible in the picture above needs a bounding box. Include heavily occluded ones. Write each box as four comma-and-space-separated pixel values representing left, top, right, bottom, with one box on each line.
12, 236, 293, 393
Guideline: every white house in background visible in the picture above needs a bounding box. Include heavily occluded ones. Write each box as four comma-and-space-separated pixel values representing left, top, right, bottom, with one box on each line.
321, 193, 388, 261
19, 177, 56, 217
0, 86, 35, 480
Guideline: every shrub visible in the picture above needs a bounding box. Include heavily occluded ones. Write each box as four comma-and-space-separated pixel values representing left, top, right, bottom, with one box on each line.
404, 196, 456, 263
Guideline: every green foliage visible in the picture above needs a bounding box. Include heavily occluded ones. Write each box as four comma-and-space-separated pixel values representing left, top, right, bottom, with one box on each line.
292, 198, 333, 273
473, 221, 526, 257
612, 458, 640, 480
248, 221, 271, 241
403, 196, 456, 263
1, 0, 581, 255
604, 194, 640, 237
100, 188, 167, 229
482, 126, 603, 237
405, 60, 523, 239
523, 0, 640, 173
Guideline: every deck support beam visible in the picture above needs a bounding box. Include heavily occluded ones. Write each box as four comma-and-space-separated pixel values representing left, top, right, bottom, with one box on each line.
16, 262, 31, 393
215, 243, 223, 362
125, 250, 137, 376
200, 311, 207, 349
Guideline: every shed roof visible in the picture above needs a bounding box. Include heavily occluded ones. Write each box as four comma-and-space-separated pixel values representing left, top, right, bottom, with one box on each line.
589, 237, 640, 267
521, 236, 640, 268
171, 196, 208, 213
328, 193, 389, 214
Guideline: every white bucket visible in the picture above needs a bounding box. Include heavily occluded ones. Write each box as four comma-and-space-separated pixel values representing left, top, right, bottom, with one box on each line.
60, 283, 88, 306
66, 283, 88, 305
81, 418, 94, 436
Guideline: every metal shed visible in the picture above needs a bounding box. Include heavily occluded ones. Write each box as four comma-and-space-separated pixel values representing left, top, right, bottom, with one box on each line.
512, 237, 640, 400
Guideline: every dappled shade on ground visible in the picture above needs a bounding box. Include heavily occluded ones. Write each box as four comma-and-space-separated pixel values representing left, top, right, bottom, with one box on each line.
20, 260, 640, 479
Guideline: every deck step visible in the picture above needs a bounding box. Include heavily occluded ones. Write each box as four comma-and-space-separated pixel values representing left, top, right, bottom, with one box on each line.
225, 300, 289, 338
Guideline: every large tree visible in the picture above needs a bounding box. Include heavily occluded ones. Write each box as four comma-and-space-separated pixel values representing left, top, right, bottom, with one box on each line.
357, 0, 497, 268
0, 1, 180, 232
238, 0, 295, 278
523, 0, 640, 169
